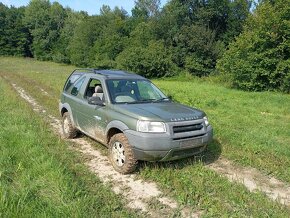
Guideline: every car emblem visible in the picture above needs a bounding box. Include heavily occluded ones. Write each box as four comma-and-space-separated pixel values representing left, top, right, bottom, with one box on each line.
170, 116, 200, 122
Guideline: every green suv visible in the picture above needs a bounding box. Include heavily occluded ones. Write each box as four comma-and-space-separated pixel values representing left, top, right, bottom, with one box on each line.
59, 69, 213, 174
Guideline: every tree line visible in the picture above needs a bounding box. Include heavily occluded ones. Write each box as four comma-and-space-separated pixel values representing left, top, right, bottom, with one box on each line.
0, 0, 289, 93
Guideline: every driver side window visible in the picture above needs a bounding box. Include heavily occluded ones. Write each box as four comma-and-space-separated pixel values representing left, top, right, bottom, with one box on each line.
84, 78, 104, 101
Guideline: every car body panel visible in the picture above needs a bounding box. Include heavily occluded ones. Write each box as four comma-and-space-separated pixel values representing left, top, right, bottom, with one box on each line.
114, 102, 205, 122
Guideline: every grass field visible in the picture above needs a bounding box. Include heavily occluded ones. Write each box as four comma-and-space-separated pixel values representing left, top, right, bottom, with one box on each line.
1, 56, 289, 216
156, 78, 290, 182
0, 65, 135, 216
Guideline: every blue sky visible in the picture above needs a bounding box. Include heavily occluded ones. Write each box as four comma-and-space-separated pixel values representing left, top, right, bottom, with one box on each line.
1, 0, 169, 15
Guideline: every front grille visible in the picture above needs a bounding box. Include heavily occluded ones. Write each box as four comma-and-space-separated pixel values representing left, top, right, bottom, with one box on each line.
173, 123, 203, 134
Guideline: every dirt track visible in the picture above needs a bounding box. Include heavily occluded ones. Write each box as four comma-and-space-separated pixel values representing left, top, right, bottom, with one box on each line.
9, 80, 290, 215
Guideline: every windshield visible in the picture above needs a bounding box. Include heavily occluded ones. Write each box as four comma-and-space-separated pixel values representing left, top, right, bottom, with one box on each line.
106, 79, 169, 104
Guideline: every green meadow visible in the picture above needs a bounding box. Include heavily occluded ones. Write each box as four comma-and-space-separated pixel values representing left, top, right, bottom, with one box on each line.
0, 56, 289, 216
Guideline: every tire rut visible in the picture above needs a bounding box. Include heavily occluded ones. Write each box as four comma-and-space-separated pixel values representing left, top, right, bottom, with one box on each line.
207, 158, 290, 206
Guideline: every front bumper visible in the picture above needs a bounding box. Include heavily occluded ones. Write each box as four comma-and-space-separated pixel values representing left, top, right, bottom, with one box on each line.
124, 124, 213, 161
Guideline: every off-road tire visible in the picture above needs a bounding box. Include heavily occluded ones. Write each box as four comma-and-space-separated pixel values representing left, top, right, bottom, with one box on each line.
109, 133, 138, 174
62, 112, 77, 139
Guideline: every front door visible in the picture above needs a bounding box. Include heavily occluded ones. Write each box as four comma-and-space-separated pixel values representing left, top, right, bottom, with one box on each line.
75, 78, 107, 143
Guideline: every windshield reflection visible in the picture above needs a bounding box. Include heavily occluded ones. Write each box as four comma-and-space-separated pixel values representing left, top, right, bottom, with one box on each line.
106, 79, 169, 104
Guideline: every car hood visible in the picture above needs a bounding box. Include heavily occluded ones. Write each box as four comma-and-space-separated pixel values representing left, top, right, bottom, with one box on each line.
114, 102, 205, 122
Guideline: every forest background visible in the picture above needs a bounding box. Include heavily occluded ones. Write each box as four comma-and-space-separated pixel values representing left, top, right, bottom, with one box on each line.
0, 0, 289, 93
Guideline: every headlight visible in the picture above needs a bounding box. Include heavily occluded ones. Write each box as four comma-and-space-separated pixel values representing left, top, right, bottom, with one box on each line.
203, 116, 209, 126
137, 120, 166, 133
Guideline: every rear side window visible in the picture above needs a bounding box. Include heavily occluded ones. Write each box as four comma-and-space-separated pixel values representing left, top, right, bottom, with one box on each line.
71, 77, 85, 96
64, 73, 83, 92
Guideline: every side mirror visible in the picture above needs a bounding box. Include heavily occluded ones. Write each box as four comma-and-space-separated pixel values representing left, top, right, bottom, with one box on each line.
88, 96, 105, 106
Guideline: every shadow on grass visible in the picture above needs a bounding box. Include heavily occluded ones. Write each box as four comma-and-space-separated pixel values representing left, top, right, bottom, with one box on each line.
137, 139, 222, 172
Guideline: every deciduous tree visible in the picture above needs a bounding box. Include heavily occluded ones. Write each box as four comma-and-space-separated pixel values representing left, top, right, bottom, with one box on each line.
217, 0, 290, 92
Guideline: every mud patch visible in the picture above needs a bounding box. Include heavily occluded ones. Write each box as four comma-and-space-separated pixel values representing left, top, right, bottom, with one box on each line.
40, 88, 50, 96
11, 83, 62, 133
208, 158, 290, 206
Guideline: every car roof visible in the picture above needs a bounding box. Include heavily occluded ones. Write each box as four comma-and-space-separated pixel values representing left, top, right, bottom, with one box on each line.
72, 68, 146, 80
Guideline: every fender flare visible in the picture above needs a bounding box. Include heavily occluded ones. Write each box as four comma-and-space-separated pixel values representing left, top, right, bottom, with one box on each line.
105, 120, 129, 143
59, 103, 76, 127
105, 120, 129, 136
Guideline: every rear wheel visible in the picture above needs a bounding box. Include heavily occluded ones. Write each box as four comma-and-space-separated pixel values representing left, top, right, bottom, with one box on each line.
109, 133, 137, 174
62, 112, 77, 139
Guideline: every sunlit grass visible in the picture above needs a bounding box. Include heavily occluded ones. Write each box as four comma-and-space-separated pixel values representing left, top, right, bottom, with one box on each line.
1, 56, 289, 216
153, 79, 290, 182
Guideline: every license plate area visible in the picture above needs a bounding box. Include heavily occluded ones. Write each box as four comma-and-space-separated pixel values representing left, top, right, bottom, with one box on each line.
180, 138, 203, 148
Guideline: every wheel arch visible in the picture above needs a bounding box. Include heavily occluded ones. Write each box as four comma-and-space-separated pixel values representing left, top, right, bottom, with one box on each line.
106, 120, 129, 144
59, 103, 76, 126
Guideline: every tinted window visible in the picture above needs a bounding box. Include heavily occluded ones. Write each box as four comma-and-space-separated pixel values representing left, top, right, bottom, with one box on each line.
64, 73, 83, 92
71, 77, 85, 96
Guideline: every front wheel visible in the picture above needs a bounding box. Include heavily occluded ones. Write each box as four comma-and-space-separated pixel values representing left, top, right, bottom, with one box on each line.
109, 133, 137, 174
62, 112, 77, 139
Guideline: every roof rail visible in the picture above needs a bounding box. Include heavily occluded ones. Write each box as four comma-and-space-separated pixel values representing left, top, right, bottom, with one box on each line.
71, 68, 142, 78
93, 69, 137, 76
72, 68, 107, 75
93, 69, 108, 76
72, 68, 95, 74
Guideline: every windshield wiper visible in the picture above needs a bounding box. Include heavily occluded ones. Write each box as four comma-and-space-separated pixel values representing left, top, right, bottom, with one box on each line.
124, 99, 154, 104
152, 97, 170, 102
126, 98, 170, 104
134, 99, 157, 103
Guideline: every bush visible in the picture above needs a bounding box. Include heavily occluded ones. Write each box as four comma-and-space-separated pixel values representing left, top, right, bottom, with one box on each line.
185, 55, 214, 77
277, 60, 290, 93
116, 40, 175, 77
217, 0, 290, 93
